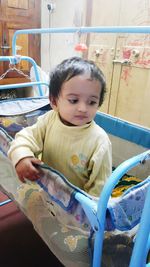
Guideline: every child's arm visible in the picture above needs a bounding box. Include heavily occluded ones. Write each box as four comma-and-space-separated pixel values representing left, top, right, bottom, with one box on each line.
15, 157, 42, 182
84, 139, 112, 197
8, 112, 50, 165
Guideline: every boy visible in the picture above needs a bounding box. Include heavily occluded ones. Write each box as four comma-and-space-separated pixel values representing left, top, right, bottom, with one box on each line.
8, 57, 112, 196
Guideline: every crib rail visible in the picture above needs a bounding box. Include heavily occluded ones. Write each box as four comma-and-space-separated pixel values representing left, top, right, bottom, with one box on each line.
11, 26, 150, 56
0, 138, 149, 266
92, 149, 150, 267
0, 55, 49, 96
0, 81, 48, 91
0, 198, 12, 207
9, 25, 150, 105
130, 184, 150, 267
1, 26, 150, 106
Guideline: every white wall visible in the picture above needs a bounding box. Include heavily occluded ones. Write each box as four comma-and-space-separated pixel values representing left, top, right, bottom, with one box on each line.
41, 0, 87, 73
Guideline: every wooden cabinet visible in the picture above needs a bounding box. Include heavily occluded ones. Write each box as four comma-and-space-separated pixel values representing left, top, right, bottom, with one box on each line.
0, 0, 41, 98
87, 0, 150, 128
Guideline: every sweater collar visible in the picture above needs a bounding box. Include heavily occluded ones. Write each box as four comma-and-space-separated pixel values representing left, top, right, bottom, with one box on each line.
55, 111, 94, 131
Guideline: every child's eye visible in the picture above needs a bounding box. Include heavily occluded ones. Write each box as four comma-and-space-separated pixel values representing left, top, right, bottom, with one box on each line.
88, 100, 97, 105
68, 99, 78, 104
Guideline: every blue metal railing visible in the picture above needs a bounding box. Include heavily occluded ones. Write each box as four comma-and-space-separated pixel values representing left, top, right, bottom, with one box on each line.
12, 26, 150, 55
93, 150, 150, 267
129, 183, 150, 267
0, 198, 12, 207
0, 55, 49, 95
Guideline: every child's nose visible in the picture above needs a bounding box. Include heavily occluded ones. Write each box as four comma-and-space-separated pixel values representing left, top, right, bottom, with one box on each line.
78, 102, 87, 112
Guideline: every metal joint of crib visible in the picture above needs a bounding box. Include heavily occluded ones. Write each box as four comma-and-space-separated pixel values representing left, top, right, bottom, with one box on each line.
9, 55, 21, 65
140, 151, 150, 164
0, 55, 44, 96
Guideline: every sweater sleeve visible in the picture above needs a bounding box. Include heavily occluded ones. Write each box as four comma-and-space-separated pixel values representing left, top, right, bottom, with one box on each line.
7, 112, 50, 166
84, 139, 112, 197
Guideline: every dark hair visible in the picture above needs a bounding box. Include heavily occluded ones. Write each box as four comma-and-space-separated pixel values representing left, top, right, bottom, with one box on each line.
49, 56, 106, 106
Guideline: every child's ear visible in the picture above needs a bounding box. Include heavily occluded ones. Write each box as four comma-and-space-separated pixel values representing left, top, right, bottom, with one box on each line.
49, 96, 58, 111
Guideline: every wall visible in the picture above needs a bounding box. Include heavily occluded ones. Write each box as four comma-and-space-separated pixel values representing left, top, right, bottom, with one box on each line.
41, 0, 87, 73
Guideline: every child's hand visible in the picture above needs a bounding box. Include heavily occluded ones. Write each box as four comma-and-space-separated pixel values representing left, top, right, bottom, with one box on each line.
15, 157, 43, 183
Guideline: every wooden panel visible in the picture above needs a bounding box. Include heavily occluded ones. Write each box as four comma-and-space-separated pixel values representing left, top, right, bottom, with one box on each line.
0, 77, 33, 99
0, 22, 30, 74
108, 64, 122, 115
5, 0, 34, 17
114, 67, 150, 127
7, 0, 29, 9
87, 0, 121, 113
108, 0, 150, 127
0, 0, 41, 68
89, 0, 150, 127
0, 23, 3, 55
0, 0, 41, 99
8, 28, 29, 70
88, 43, 116, 113
116, 0, 150, 26
1, 0, 40, 26
0, 77, 30, 85
5, 21, 40, 66
0, 34, 5, 77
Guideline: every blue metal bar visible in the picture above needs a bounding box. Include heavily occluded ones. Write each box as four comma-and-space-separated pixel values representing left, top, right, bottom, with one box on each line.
75, 192, 99, 231
95, 112, 150, 149
129, 185, 150, 267
12, 26, 150, 55
10, 26, 150, 96
0, 55, 44, 96
92, 150, 150, 267
0, 81, 49, 90
0, 199, 12, 207
146, 235, 150, 261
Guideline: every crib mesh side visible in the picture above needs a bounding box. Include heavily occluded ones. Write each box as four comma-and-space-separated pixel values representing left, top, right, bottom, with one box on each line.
15, 169, 92, 267
0, 148, 142, 267
0, 102, 149, 267
15, 166, 138, 267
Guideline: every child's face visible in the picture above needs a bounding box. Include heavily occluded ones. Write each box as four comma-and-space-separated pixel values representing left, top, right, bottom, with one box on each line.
51, 74, 101, 126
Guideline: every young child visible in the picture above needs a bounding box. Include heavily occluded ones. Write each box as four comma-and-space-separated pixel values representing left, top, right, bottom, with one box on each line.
8, 57, 112, 197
